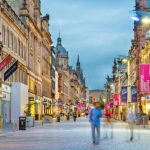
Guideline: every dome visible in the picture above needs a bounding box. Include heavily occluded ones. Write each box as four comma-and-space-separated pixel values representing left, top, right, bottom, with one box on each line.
56, 45, 67, 55
56, 36, 68, 55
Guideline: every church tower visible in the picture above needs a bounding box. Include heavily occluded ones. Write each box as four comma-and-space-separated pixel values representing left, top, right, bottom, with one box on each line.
56, 33, 69, 70
76, 55, 81, 80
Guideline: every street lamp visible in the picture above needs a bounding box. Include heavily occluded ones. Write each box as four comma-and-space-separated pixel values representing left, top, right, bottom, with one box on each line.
142, 17, 150, 24
116, 55, 135, 103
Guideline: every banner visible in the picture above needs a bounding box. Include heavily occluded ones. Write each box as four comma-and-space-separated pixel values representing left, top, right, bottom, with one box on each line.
140, 64, 150, 93
113, 93, 119, 106
4, 60, 18, 81
121, 86, 127, 103
131, 86, 137, 102
105, 101, 110, 109
77, 103, 86, 111
0, 55, 11, 71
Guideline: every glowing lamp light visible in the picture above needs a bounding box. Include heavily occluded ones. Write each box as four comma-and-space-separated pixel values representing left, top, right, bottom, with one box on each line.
131, 16, 140, 21
122, 58, 128, 63
142, 17, 150, 24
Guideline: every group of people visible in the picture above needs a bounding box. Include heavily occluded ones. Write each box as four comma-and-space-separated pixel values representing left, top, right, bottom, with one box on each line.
88, 102, 137, 145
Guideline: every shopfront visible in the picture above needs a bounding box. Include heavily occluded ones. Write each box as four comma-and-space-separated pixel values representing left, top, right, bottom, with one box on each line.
2, 84, 11, 123
144, 95, 150, 115
43, 97, 52, 116
28, 93, 42, 120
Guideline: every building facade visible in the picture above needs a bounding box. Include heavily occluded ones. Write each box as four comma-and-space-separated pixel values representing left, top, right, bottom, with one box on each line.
55, 35, 87, 114
0, 0, 52, 122
89, 89, 106, 104
0, 0, 28, 123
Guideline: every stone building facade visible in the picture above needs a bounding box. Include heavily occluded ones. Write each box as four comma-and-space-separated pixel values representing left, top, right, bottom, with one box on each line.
89, 89, 106, 104
0, 0, 28, 123
55, 35, 87, 113
0, 0, 52, 121
129, 0, 150, 112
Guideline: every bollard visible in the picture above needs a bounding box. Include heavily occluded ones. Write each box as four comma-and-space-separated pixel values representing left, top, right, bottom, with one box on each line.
0, 117, 3, 134
143, 116, 145, 128
42, 118, 44, 126
33, 117, 35, 127
16, 120, 19, 130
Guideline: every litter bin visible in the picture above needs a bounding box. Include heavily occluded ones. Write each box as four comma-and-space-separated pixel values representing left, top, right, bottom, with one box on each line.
57, 116, 60, 122
66, 115, 70, 120
19, 116, 26, 130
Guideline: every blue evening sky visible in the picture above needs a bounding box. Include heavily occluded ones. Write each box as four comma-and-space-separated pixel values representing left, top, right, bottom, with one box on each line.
41, 0, 135, 90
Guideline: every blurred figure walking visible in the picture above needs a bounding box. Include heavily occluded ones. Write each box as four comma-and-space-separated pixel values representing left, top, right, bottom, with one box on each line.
73, 111, 77, 122
89, 102, 102, 145
104, 109, 113, 139
126, 107, 136, 141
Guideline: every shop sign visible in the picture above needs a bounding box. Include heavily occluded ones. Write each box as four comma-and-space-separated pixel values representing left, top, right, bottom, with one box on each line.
106, 101, 110, 109
121, 86, 127, 103
131, 86, 137, 102
77, 103, 86, 110
113, 93, 119, 106
2, 84, 11, 93
140, 64, 150, 93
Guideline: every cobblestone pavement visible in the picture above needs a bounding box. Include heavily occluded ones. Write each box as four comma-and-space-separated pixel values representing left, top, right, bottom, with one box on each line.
0, 117, 150, 150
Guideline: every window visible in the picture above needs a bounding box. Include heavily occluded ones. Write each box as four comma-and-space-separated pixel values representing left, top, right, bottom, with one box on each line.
2, 25, 5, 45
20, 70, 22, 83
23, 46, 26, 61
14, 36, 17, 53
18, 39, 20, 56
6, 28, 9, 48
15, 69, 18, 82
21, 43, 23, 58
22, 71, 24, 84
10, 32, 13, 50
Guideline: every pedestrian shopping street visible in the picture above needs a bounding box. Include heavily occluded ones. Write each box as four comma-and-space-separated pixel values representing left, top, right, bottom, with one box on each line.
0, 117, 149, 150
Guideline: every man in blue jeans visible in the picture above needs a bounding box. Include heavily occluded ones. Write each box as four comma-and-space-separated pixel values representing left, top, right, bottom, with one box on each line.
89, 102, 102, 144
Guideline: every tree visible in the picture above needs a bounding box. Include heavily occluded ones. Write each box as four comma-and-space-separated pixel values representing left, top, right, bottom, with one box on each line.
99, 96, 104, 109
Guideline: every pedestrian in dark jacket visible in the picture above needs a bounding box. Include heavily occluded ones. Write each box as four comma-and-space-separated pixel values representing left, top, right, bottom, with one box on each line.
73, 111, 77, 122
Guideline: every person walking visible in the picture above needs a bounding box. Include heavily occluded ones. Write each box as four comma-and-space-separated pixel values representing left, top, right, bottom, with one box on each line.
73, 111, 77, 122
89, 102, 102, 145
126, 107, 136, 141
104, 109, 113, 139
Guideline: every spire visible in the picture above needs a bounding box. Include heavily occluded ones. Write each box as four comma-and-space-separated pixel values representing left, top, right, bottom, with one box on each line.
83, 77, 86, 86
59, 31, 60, 38
114, 58, 117, 66
76, 54, 80, 67
80, 68, 83, 82
57, 31, 62, 46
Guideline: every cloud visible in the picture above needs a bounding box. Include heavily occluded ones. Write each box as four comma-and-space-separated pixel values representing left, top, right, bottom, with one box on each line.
41, 0, 134, 89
